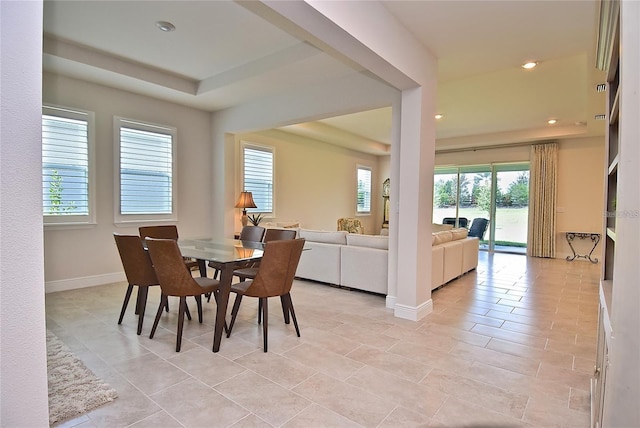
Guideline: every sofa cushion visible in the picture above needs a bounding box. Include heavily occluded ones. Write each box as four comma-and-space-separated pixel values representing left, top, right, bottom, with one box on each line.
433, 230, 453, 245
298, 229, 347, 245
262, 221, 300, 229
346, 234, 389, 250
451, 228, 469, 240
432, 223, 454, 232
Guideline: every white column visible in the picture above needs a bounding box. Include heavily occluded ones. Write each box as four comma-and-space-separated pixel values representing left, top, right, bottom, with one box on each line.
394, 86, 436, 320
0, 1, 50, 425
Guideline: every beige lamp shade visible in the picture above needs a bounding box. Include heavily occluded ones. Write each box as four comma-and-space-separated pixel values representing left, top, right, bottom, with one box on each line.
235, 191, 257, 226
235, 191, 257, 209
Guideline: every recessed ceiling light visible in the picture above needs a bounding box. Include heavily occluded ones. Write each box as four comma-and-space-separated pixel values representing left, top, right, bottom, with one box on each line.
155, 21, 176, 32
521, 61, 538, 69
547, 119, 557, 125
435, 114, 443, 120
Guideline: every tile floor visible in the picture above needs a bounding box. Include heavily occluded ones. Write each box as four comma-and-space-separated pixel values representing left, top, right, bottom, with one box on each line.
46, 252, 600, 428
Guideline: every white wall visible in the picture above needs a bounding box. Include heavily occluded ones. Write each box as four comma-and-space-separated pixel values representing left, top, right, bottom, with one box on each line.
0, 1, 50, 425
239, 129, 382, 233
435, 137, 606, 261
555, 137, 605, 261
42, 74, 213, 290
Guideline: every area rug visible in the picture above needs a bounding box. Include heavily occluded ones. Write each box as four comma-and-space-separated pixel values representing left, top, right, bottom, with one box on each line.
47, 330, 118, 425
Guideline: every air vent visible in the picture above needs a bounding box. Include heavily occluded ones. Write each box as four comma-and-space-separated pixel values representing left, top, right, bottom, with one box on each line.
596, 83, 607, 92
595, 114, 607, 120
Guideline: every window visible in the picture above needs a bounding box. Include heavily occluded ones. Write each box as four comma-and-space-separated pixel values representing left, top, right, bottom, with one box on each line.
241, 143, 274, 214
357, 165, 372, 214
42, 106, 95, 225
115, 117, 176, 222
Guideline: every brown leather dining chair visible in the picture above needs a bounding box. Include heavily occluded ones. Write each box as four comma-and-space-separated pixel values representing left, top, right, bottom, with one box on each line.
113, 233, 160, 335
226, 238, 305, 352
238, 225, 266, 242
139, 225, 199, 272
145, 237, 221, 352
233, 228, 297, 282
206, 225, 267, 301
232, 228, 299, 325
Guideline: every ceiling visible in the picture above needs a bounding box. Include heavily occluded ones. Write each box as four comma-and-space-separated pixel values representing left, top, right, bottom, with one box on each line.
43, 0, 606, 155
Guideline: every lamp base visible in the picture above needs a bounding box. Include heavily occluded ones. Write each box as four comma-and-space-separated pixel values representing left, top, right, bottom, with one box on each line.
241, 215, 249, 227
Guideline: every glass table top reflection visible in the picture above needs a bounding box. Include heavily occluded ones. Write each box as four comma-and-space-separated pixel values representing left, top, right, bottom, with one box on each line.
177, 238, 264, 264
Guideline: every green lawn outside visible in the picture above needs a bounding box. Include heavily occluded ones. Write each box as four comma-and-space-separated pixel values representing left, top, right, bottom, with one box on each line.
433, 206, 528, 245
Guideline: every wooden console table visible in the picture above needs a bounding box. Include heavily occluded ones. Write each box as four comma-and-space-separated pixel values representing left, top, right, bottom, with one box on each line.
565, 232, 601, 264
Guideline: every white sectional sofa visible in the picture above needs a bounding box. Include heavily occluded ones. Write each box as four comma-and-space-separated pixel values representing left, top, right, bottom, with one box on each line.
294, 226, 478, 295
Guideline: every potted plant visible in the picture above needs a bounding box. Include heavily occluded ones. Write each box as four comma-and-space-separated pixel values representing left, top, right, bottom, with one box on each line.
247, 213, 264, 226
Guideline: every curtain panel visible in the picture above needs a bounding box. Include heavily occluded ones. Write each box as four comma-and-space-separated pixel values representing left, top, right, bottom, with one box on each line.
527, 143, 558, 257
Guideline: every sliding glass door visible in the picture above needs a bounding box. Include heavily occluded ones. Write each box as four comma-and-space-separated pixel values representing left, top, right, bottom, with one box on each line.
492, 164, 529, 253
433, 162, 529, 253
458, 166, 492, 234
433, 168, 459, 225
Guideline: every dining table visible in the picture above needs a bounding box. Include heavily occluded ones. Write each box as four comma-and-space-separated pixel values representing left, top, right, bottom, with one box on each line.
176, 237, 264, 352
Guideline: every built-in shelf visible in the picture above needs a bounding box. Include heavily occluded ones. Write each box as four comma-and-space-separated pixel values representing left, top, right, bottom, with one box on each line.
600, 279, 613, 338
610, 88, 620, 124
608, 154, 619, 174
606, 227, 616, 241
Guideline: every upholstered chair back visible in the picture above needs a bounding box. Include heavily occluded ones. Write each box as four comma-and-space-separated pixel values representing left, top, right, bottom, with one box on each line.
145, 238, 207, 297
243, 238, 305, 298
114, 233, 158, 287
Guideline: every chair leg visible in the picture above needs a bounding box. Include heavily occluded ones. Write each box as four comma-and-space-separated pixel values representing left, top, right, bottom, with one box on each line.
176, 296, 186, 352
280, 295, 290, 324
284, 293, 300, 337
150, 294, 167, 339
195, 295, 203, 323
118, 285, 134, 325
261, 297, 268, 352
258, 299, 262, 324
185, 300, 192, 321
136, 286, 149, 335
134, 287, 141, 315
227, 294, 243, 338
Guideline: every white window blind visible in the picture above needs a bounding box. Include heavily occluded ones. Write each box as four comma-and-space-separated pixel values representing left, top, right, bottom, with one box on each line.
357, 166, 372, 214
242, 144, 273, 214
117, 118, 175, 217
42, 106, 93, 224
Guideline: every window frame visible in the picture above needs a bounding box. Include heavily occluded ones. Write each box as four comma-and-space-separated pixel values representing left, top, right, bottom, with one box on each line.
356, 164, 372, 215
240, 141, 275, 216
42, 105, 96, 227
114, 116, 178, 225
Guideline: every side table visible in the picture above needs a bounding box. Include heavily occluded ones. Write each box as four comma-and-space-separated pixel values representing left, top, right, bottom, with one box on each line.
565, 232, 601, 264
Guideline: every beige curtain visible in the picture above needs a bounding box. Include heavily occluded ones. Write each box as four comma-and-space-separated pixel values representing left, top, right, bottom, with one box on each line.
528, 143, 558, 257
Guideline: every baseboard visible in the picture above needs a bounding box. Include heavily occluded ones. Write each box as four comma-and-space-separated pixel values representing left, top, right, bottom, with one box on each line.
45, 272, 126, 293
394, 298, 433, 321
385, 294, 396, 309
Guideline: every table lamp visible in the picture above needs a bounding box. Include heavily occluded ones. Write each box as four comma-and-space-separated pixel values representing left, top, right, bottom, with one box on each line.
235, 191, 257, 226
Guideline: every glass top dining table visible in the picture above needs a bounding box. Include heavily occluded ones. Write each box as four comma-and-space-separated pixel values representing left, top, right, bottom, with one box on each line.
178, 238, 264, 267
177, 238, 265, 352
